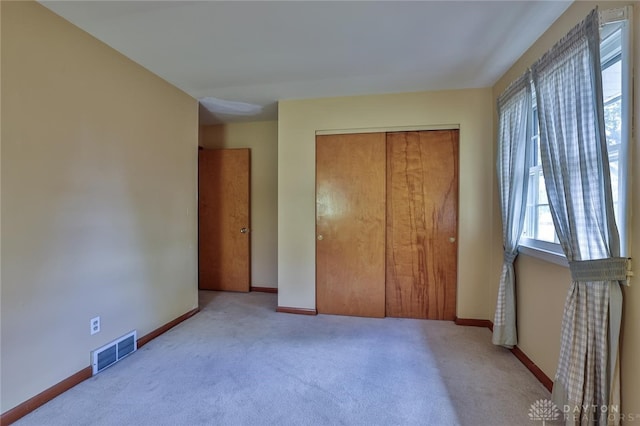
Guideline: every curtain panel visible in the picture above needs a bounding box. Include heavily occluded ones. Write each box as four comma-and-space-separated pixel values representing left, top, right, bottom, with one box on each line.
492, 73, 532, 348
531, 9, 626, 425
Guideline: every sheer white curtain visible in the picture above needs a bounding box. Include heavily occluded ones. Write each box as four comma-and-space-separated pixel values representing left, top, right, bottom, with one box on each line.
492, 73, 532, 348
531, 9, 627, 424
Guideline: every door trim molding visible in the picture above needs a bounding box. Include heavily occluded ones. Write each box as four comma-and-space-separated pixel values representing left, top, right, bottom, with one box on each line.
454, 317, 493, 330
276, 306, 318, 316
316, 124, 459, 136
251, 286, 278, 294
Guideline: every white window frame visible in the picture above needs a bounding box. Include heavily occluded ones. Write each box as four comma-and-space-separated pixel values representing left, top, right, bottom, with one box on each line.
518, 6, 633, 266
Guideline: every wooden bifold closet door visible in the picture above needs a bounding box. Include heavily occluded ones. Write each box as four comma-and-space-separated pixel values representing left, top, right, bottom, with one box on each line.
316, 130, 458, 320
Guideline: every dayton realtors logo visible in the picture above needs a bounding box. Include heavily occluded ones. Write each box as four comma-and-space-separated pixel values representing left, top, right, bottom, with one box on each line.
528, 399, 561, 425
529, 399, 640, 424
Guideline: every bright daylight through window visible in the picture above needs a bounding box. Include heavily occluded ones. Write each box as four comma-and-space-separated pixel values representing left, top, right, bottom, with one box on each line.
520, 13, 631, 258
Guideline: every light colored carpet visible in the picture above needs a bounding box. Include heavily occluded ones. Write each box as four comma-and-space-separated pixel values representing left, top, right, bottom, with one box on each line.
16, 291, 552, 425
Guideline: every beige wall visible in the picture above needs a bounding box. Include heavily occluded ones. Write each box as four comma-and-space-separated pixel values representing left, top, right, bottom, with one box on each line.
200, 121, 278, 288
278, 89, 495, 318
1, 1, 198, 413
491, 1, 640, 415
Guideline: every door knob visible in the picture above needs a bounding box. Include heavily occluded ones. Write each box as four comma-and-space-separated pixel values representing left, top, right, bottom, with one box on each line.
449, 237, 456, 243
317, 235, 324, 241
240, 228, 249, 234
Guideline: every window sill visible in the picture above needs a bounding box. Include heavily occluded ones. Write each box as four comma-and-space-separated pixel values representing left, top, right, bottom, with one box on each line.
518, 244, 569, 268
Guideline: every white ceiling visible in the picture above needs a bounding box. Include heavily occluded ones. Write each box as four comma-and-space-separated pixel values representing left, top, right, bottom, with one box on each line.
40, 1, 571, 123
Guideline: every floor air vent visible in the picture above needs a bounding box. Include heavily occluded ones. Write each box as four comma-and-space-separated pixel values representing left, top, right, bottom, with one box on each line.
92, 331, 137, 375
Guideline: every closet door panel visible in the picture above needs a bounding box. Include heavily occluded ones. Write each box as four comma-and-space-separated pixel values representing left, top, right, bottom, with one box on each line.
316, 133, 386, 318
386, 130, 458, 320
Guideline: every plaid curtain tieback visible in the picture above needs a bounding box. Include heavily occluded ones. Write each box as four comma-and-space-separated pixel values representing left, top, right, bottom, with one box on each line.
568, 258, 631, 284
503, 251, 518, 264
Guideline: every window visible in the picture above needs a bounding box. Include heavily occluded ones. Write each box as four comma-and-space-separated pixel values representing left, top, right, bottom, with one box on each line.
520, 9, 632, 260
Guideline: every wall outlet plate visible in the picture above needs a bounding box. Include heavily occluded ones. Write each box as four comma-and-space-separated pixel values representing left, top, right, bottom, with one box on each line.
90, 316, 100, 335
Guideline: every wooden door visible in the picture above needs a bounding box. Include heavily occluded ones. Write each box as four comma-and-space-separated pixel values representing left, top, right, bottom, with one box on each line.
199, 148, 251, 292
386, 130, 458, 320
316, 133, 386, 318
